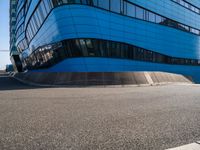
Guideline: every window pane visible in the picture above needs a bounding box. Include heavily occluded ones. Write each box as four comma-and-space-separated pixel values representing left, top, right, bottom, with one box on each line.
110, 0, 121, 13
91, 0, 98, 6
66, 0, 81, 3
148, 12, 155, 22
98, 0, 109, 10
180, 0, 185, 6
81, 0, 88, 4
191, 28, 199, 34
178, 24, 189, 31
155, 15, 162, 23
52, 0, 63, 6
125, 2, 136, 17
136, 6, 144, 19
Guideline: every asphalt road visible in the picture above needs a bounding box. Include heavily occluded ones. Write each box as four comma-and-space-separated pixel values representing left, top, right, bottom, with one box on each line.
0, 73, 200, 150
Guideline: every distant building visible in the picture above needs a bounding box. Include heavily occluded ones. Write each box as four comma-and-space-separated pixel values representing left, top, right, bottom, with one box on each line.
11, 0, 200, 82
6, 64, 14, 72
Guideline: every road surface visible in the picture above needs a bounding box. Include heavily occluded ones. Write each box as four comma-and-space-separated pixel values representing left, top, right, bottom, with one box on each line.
0, 72, 200, 150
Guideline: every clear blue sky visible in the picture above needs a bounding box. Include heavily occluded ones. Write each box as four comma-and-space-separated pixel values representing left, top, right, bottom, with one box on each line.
0, 0, 10, 70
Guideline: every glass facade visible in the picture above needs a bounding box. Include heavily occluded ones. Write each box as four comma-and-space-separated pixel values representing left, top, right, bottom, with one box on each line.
22, 0, 200, 48
172, 0, 200, 14
9, 0, 17, 53
9, 0, 200, 82
9, 0, 22, 72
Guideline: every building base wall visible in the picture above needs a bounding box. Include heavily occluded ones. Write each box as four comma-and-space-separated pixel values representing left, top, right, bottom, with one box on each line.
28, 57, 200, 83
13, 71, 192, 86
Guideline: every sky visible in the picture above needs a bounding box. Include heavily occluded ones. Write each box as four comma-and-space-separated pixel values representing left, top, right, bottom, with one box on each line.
0, 0, 10, 70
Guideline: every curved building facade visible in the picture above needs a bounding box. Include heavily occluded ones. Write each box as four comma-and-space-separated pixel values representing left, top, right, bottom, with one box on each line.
12, 0, 200, 82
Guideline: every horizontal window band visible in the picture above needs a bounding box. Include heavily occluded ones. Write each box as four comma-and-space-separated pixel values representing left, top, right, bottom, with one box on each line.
22, 38, 200, 71
171, 0, 200, 15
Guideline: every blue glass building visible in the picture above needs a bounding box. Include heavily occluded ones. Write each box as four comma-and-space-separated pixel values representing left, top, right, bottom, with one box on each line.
12, 0, 200, 82
9, 0, 22, 72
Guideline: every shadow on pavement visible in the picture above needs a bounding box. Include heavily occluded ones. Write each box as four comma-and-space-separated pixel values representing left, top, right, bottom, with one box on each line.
0, 73, 43, 91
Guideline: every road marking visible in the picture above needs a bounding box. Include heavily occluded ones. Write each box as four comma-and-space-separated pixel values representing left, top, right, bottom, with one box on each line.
144, 72, 154, 84
166, 142, 200, 150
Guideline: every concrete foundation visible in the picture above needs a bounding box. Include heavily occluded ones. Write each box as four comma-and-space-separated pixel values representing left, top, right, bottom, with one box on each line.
13, 72, 193, 86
